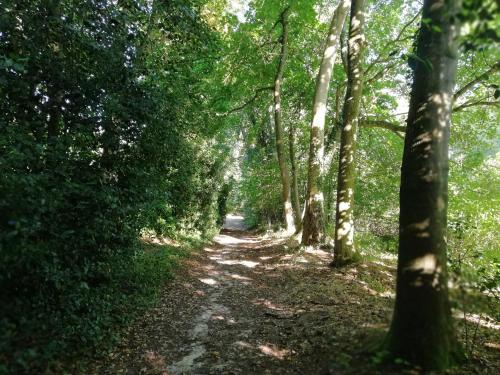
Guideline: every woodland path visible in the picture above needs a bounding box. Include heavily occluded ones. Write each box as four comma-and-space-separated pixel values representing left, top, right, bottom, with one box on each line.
88, 216, 498, 374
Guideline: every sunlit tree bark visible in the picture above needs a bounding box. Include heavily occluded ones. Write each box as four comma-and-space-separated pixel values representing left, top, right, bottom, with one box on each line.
273, 7, 295, 233
384, 0, 463, 370
332, 0, 365, 264
289, 119, 301, 228
301, 0, 350, 245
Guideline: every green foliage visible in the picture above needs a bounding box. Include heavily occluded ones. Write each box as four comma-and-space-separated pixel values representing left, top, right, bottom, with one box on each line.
0, 0, 228, 372
460, 0, 500, 50
241, 138, 283, 228
356, 231, 398, 260
217, 178, 234, 226
0, 237, 191, 374
0, 0, 498, 372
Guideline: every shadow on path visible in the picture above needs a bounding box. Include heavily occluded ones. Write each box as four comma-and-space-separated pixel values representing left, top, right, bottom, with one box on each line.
88, 216, 500, 374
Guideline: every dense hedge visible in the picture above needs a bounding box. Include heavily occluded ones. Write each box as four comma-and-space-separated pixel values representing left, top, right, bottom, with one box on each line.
0, 1, 227, 372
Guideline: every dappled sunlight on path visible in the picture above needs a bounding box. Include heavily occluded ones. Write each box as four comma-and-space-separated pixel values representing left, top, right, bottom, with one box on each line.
88, 218, 500, 375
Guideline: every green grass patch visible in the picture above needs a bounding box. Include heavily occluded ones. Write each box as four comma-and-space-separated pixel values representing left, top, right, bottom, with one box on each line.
356, 231, 398, 263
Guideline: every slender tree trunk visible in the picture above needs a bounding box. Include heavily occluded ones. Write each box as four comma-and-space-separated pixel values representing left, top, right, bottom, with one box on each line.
340, 19, 349, 75
324, 125, 340, 224
273, 7, 295, 233
384, 0, 462, 370
302, 0, 350, 245
333, 0, 365, 264
289, 120, 301, 228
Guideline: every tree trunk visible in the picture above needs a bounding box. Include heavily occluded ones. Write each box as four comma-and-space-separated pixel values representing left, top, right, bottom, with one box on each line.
302, 0, 350, 245
324, 125, 340, 224
333, 0, 365, 264
289, 120, 301, 228
384, 0, 462, 370
273, 7, 295, 233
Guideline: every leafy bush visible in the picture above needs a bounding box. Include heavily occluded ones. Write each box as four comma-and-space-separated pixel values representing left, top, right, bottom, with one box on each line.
0, 239, 190, 374
0, 0, 226, 373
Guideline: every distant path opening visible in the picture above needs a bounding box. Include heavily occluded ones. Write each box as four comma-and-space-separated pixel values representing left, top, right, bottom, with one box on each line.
222, 213, 247, 231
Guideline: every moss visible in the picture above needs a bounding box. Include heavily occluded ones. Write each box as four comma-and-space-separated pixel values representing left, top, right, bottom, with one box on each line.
330, 251, 363, 267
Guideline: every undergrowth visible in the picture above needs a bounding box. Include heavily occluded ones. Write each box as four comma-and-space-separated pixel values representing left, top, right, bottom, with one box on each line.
0, 236, 202, 375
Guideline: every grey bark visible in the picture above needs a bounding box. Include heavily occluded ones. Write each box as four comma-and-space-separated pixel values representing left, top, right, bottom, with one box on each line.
301, 0, 350, 245
333, 0, 366, 264
289, 116, 302, 228
273, 7, 295, 233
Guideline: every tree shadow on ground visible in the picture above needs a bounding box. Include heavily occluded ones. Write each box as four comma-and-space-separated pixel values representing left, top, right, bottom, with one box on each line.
86, 230, 500, 374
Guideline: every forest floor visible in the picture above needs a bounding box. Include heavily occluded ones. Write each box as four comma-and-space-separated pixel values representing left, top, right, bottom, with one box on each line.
87, 215, 499, 374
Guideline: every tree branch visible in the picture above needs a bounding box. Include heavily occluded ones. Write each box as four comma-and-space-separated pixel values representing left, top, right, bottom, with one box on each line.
360, 118, 406, 139
225, 86, 274, 114
453, 62, 500, 101
364, 11, 421, 77
365, 60, 401, 85
453, 99, 500, 112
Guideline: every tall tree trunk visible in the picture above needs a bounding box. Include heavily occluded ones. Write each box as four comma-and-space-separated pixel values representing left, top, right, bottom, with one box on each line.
332, 0, 365, 264
273, 7, 295, 233
302, 0, 350, 245
384, 0, 462, 370
289, 120, 301, 228
324, 84, 343, 225
324, 125, 340, 224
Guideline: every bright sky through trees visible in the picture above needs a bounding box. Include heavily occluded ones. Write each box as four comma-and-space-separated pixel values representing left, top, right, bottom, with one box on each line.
227, 0, 250, 21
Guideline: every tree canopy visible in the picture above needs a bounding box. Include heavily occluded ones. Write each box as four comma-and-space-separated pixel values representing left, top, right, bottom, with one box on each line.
0, 0, 498, 373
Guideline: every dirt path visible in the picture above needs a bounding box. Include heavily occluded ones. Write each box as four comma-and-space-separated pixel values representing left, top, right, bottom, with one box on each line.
88, 217, 500, 374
